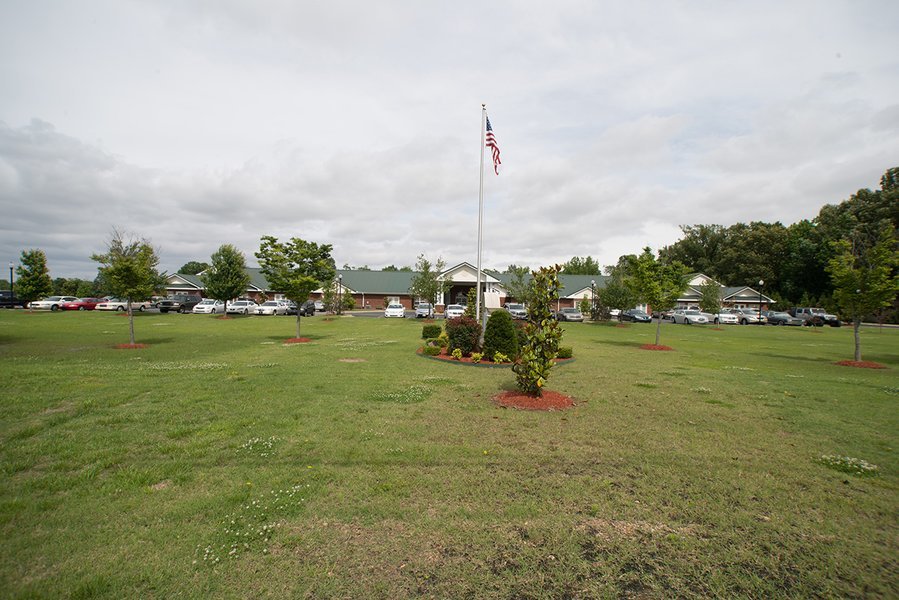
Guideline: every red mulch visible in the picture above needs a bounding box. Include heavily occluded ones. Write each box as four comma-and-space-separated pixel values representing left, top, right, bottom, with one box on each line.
493, 389, 575, 411
640, 344, 673, 351
835, 360, 887, 369
284, 337, 312, 344
114, 343, 148, 349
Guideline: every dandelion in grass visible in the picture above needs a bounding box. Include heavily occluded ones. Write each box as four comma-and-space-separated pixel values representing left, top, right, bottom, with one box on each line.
817, 455, 879, 477
691, 387, 712, 394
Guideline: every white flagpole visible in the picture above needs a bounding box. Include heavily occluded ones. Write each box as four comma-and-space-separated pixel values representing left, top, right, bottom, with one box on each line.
476, 104, 486, 326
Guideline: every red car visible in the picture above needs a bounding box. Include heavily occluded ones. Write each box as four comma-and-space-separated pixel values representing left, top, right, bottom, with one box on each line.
60, 297, 102, 311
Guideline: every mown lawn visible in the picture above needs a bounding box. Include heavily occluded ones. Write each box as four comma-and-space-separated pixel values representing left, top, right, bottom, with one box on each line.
0, 310, 896, 598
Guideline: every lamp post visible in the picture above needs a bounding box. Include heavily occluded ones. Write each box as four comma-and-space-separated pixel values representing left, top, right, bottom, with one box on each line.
337, 274, 342, 316
8, 262, 13, 299
758, 279, 764, 324
590, 279, 596, 321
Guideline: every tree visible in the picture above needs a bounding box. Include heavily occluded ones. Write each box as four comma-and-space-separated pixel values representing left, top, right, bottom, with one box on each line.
91, 230, 165, 345
512, 266, 563, 396
179, 261, 210, 275
16, 249, 53, 309
598, 264, 637, 319
503, 264, 533, 305
827, 225, 899, 362
561, 255, 601, 275
408, 254, 448, 308
255, 236, 335, 339
202, 245, 250, 314
698, 279, 722, 314
382, 264, 412, 272
624, 248, 690, 346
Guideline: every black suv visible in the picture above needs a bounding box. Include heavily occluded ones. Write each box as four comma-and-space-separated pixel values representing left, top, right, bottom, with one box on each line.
158, 295, 203, 313
0, 290, 27, 309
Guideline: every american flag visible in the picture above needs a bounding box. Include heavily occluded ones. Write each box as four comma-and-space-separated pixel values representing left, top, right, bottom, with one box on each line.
485, 115, 502, 175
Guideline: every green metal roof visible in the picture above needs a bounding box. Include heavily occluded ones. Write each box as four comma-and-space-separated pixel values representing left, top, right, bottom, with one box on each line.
337, 269, 415, 294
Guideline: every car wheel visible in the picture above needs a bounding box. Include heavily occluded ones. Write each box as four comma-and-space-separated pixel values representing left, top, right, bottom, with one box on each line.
243, 309, 248, 314
117, 306, 125, 312
50, 305, 58, 311
741, 318, 748, 325
713, 318, 719, 325
78, 306, 85, 311
777, 320, 784, 326
211, 309, 216, 314
139, 305, 145, 312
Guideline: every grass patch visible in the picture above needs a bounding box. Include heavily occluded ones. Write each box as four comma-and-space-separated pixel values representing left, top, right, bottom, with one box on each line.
0, 311, 896, 597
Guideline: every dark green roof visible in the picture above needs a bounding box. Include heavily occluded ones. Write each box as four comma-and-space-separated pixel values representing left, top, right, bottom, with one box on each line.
337, 269, 415, 294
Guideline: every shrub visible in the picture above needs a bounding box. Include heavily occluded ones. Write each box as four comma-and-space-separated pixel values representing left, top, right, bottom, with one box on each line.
436, 331, 449, 348
557, 346, 573, 359
422, 323, 441, 339
422, 345, 441, 356
451, 348, 463, 360
482, 309, 519, 360
471, 352, 483, 363
493, 351, 510, 363
513, 266, 563, 396
445, 316, 480, 356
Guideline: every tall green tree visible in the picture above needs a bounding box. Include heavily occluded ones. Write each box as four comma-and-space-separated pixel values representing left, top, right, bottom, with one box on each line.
561, 256, 601, 275
698, 278, 722, 314
598, 264, 638, 319
624, 248, 690, 346
503, 264, 533, 305
256, 236, 335, 339
91, 230, 166, 345
178, 261, 210, 275
202, 244, 250, 314
827, 225, 899, 362
408, 254, 448, 308
16, 249, 53, 309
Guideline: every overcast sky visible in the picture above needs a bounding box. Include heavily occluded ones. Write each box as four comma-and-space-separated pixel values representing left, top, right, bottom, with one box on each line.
1, 1, 897, 280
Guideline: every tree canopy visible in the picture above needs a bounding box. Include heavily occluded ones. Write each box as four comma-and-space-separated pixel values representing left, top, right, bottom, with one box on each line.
202, 245, 250, 312
16, 249, 53, 306
624, 248, 689, 346
408, 254, 448, 307
178, 261, 210, 275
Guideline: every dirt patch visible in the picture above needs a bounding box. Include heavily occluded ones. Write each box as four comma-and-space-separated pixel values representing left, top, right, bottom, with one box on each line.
577, 518, 701, 540
640, 344, 673, 351
339, 358, 367, 363
42, 402, 74, 415
284, 337, 312, 344
493, 389, 574, 411
835, 360, 887, 369
151, 480, 172, 491
115, 343, 148, 349
710, 327, 724, 331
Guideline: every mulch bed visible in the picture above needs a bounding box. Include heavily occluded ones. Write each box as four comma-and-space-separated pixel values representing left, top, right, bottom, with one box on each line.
493, 389, 575, 411
284, 337, 312, 344
835, 360, 887, 369
114, 344, 148, 349
640, 344, 673, 351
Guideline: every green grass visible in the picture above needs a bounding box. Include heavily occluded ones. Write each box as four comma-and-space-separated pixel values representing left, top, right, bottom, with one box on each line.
0, 311, 897, 598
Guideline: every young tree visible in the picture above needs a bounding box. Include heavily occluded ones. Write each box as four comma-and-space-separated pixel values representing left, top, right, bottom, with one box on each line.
513, 266, 563, 396
698, 278, 723, 314
91, 230, 166, 345
503, 264, 533, 305
256, 236, 335, 339
598, 264, 638, 319
827, 225, 899, 362
202, 245, 251, 314
408, 254, 448, 308
178, 261, 210, 275
16, 249, 53, 310
624, 248, 690, 346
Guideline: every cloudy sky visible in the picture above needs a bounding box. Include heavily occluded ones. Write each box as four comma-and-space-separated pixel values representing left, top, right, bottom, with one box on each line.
1, 1, 897, 279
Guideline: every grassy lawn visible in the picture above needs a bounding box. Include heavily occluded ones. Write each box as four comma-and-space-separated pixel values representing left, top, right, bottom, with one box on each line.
0, 311, 896, 598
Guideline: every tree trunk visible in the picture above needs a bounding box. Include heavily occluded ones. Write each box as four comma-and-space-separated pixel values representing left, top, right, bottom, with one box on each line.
127, 301, 136, 345
655, 314, 662, 346
295, 312, 301, 339
854, 319, 861, 362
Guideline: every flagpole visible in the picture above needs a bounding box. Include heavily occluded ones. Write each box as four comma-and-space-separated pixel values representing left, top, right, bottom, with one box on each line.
476, 104, 486, 327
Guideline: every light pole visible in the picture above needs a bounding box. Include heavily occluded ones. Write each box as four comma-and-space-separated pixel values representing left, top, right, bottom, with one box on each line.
758, 279, 764, 324
8, 262, 13, 299
337, 274, 343, 316
590, 279, 596, 321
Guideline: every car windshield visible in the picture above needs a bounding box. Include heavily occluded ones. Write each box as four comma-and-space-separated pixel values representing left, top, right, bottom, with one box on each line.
261, 302, 278, 306
417, 304, 431, 309
388, 304, 403, 309
447, 305, 462, 310
684, 310, 701, 315
630, 310, 647, 315
507, 304, 524, 310
562, 308, 580, 313
771, 312, 790, 318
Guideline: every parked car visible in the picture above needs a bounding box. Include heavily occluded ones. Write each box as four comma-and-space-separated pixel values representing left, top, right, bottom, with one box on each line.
733, 308, 767, 325
789, 307, 841, 327
28, 296, 78, 311
653, 309, 675, 321
620, 309, 651, 323
703, 309, 739, 325
415, 303, 434, 318
0, 290, 28, 309
503, 303, 527, 319
283, 301, 298, 316
555, 308, 584, 322
609, 308, 621, 318
95, 298, 151, 312
763, 310, 804, 326
192, 299, 226, 314
384, 303, 406, 318
60, 297, 102, 311
158, 295, 203, 313
299, 301, 316, 316
255, 301, 288, 316
444, 304, 465, 319
672, 309, 709, 325
314, 300, 325, 312
226, 300, 258, 315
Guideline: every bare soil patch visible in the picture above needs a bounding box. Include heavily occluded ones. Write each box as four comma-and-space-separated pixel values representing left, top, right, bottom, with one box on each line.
493, 389, 574, 411
835, 360, 887, 369
640, 344, 673, 351
114, 343, 148, 349
284, 337, 312, 344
